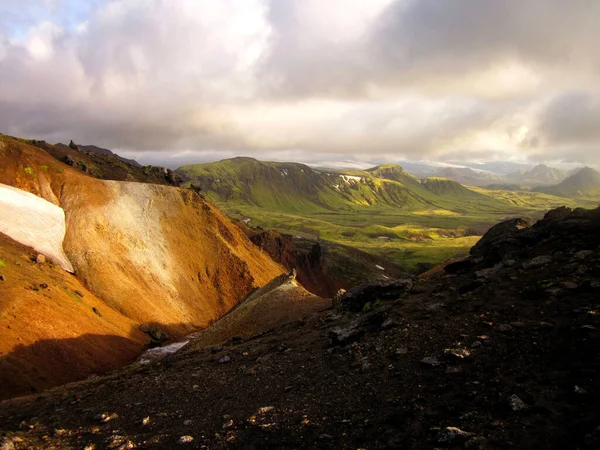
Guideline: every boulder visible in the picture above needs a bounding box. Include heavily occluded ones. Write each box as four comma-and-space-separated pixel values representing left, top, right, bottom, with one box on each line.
335, 279, 412, 312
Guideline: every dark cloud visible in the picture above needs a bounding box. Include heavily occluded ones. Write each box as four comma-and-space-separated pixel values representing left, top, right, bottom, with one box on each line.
1, 0, 600, 166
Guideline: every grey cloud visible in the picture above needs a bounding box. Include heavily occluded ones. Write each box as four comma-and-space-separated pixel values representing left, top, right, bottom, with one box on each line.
2, 0, 600, 167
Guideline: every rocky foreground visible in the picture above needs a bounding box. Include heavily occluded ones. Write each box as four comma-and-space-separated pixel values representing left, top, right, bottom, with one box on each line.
1, 206, 600, 449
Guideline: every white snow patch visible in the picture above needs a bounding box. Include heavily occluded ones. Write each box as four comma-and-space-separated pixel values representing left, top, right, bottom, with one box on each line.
382, 274, 390, 279
340, 175, 362, 183
333, 184, 340, 191
375, 264, 385, 271
0, 183, 74, 272
138, 340, 189, 364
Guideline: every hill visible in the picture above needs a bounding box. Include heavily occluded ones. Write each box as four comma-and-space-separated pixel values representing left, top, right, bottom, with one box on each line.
176, 158, 598, 272
1, 205, 599, 448
510, 164, 568, 185
19, 136, 182, 185
0, 134, 285, 398
536, 167, 600, 197
176, 158, 501, 213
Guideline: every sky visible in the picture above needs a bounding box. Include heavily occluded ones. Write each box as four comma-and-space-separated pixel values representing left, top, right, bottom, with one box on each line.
1, 0, 600, 168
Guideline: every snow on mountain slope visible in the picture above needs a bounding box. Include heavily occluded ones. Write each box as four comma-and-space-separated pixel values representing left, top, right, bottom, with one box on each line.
0, 183, 73, 272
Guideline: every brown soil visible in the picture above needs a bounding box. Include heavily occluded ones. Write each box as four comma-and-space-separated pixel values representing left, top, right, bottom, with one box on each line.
0, 135, 285, 398
0, 233, 147, 400
187, 271, 331, 349
1, 207, 598, 449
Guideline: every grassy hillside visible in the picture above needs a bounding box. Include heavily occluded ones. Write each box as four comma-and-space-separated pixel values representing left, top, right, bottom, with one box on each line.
177, 158, 598, 271
535, 167, 600, 197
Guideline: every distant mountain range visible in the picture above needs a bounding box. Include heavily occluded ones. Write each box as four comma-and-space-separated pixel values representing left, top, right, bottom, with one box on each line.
535, 166, 600, 197
393, 161, 583, 188
176, 158, 510, 216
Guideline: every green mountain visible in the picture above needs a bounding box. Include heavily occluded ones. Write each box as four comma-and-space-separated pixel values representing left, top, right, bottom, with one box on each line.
536, 167, 600, 197
176, 158, 505, 214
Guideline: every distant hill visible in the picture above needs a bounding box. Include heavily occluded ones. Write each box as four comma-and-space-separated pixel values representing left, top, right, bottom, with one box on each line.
535, 167, 600, 197
176, 158, 505, 214
434, 167, 504, 186
507, 164, 568, 185
76, 143, 142, 168
21, 138, 181, 185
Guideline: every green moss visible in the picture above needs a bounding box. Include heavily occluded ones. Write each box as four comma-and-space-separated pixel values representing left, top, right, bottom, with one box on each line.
39, 165, 49, 171
23, 167, 34, 176
0, 260, 7, 267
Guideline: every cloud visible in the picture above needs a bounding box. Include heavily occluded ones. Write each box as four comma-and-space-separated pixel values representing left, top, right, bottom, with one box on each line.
1, 0, 600, 166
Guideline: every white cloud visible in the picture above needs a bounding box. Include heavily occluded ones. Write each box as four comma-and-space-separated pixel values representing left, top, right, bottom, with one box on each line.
1, 0, 600, 166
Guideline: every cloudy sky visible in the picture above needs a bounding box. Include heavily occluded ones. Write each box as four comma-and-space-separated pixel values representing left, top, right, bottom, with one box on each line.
1, 0, 599, 167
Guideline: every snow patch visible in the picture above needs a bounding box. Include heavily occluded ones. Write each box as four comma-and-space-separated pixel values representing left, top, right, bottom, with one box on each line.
0, 183, 74, 272
138, 340, 189, 364
340, 175, 362, 183
375, 264, 385, 271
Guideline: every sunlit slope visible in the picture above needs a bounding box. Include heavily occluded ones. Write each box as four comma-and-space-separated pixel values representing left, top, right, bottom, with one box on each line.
0, 136, 285, 338
177, 158, 508, 214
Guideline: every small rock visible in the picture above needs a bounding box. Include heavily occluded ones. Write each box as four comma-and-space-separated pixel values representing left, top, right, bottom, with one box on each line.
509, 394, 527, 411
328, 325, 362, 346
178, 436, 194, 445
75, 290, 84, 297
218, 355, 231, 364
223, 419, 234, 429
475, 267, 498, 279
559, 281, 578, 290
258, 406, 274, 414
395, 347, 408, 355
381, 317, 395, 329
545, 287, 562, 296
574, 250, 594, 260
94, 412, 118, 423
117, 441, 135, 450
445, 366, 462, 374
0, 437, 15, 450
498, 324, 513, 332
36, 254, 46, 264
503, 259, 516, 267
39, 283, 48, 289
443, 348, 471, 360
420, 357, 441, 367
141, 416, 150, 426
471, 341, 482, 348
510, 321, 526, 328
590, 280, 600, 289
183, 419, 193, 426
437, 426, 474, 443
211, 345, 223, 353
539, 322, 554, 328
0, 275, 4, 281
574, 385, 587, 394
139, 323, 150, 333
522, 255, 552, 269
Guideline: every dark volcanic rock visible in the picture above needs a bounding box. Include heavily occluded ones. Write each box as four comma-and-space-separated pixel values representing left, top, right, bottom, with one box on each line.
335, 279, 413, 312
470, 218, 531, 264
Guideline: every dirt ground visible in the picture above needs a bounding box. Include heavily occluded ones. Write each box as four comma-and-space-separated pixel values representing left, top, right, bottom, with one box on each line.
0, 206, 599, 449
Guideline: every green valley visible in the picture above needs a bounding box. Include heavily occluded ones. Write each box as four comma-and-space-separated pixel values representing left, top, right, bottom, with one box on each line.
177, 158, 600, 271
